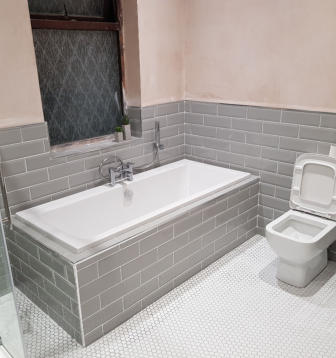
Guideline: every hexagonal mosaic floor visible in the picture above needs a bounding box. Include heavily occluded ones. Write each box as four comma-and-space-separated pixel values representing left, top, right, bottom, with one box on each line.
16, 236, 336, 357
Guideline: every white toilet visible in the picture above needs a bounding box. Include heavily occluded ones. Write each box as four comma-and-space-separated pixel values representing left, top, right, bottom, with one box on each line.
266, 153, 336, 287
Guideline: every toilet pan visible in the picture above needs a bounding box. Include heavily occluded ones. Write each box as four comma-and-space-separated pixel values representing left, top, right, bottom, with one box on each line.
266, 210, 336, 287
266, 153, 336, 287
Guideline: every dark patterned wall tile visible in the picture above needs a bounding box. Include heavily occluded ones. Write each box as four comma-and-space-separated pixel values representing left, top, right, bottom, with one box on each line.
33, 30, 122, 146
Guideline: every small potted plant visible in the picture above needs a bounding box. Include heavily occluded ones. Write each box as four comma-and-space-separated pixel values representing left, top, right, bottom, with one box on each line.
114, 126, 123, 142
122, 115, 131, 140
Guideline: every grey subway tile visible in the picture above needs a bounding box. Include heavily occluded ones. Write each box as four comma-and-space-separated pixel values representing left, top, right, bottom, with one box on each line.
204, 137, 230, 151
202, 224, 227, 246
49, 161, 84, 179
80, 268, 121, 302
279, 137, 317, 153
166, 112, 184, 126
260, 183, 275, 196
5, 169, 48, 192
55, 274, 76, 299
21, 124, 48, 141
217, 152, 244, 166
29, 256, 54, 283
275, 187, 291, 201
1, 159, 26, 177
141, 255, 173, 283
248, 107, 281, 122
123, 278, 158, 309
261, 172, 292, 189
30, 178, 69, 200
174, 239, 202, 263
215, 207, 239, 227
174, 211, 203, 236
141, 281, 174, 309
84, 326, 103, 346
140, 106, 154, 120
157, 102, 179, 116
39, 249, 66, 277
0, 128, 21, 146
81, 296, 101, 319
190, 101, 217, 115
140, 226, 173, 254
232, 118, 262, 133
204, 115, 231, 128
0, 140, 45, 161
7, 189, 31, 206
26, 153, 66, 171
157, 232, 189, 259
69, 169, 101, 188
78, 263, 98, 287
261, 147, 296, 164
185, 112, 204, 125
246, 133, 279, 148
191, 146, 217, 160
231, 142, 260, 157
100, 273, 141, 308
263, 122, 299, 138
282, 110, 320, 126
218, 104, 247, 118
43, 280, 71, 309
214, 230, 238, 251
260, 194, 289, 212
203, 199, 228, 220
102, 302, 141, 336
300, 126, 336, 143
277, 162, 294, 177
121, 249, 157, 279
321, 113, 336, 129
98, 243, 139, 276
228, 189, 249, 207
190, 124, 217, 138
83, 299, 123, 334
245, 157, 277, 173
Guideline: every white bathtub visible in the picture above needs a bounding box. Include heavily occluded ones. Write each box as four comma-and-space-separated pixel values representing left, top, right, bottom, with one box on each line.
15, 160, 250, 253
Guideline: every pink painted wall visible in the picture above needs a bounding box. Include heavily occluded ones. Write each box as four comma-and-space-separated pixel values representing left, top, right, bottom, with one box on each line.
137, 0, 185, 106
122, 0, 142, 107
184, 0, 336, 113
0, 0, 44, 128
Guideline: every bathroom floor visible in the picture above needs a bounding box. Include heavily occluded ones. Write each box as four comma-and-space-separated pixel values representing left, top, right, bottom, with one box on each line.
17, 235, 336, 358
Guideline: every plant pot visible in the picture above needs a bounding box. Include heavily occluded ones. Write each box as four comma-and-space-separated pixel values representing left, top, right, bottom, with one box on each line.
123, 124, 132, 140
114, 131, 123, 142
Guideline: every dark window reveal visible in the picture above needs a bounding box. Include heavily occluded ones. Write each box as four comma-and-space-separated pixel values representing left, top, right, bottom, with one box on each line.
28, 0, 123, 146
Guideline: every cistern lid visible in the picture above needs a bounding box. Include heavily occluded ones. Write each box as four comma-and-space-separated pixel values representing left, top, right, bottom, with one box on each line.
290, 153, 336, 220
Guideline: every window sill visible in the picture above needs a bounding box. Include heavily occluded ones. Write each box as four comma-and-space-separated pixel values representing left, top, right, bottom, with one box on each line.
50, 135, 142, 158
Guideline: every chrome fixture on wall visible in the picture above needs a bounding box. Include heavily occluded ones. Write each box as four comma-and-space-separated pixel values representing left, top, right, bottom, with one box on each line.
99, 157, 134, 186
0, 158, 12, 228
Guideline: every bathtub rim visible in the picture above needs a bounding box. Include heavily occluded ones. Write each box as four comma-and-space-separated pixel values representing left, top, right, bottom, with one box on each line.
11, 174, 259, 264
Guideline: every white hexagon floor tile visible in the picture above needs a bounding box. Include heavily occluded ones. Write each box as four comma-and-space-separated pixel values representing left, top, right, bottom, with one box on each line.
16, 235, 336, 358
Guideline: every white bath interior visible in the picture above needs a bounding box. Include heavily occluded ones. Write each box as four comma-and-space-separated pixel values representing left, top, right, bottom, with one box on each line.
15, 160, 250, 253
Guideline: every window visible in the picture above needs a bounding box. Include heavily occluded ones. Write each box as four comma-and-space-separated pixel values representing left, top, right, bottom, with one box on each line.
28, 0, 123, 146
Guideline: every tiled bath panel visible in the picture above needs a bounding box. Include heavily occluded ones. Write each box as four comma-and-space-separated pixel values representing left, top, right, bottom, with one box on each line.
17, 235, 336, 358
6, 178, 258, 346
5, 225, 82, 344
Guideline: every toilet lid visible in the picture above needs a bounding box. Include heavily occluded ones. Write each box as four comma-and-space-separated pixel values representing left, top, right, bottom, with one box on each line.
290, 153, 336, 220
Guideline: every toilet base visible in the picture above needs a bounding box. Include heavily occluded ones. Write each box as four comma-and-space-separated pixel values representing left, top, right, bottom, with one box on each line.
276, 250, 328, 288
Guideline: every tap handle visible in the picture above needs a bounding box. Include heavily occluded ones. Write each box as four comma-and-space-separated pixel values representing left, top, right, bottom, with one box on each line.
109, 168, 116, 186
124, 162, 134, 170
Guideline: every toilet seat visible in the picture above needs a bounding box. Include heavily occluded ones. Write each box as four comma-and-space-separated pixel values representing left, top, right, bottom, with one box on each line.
266, 153, 336, 287
290, 153, 336, 220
